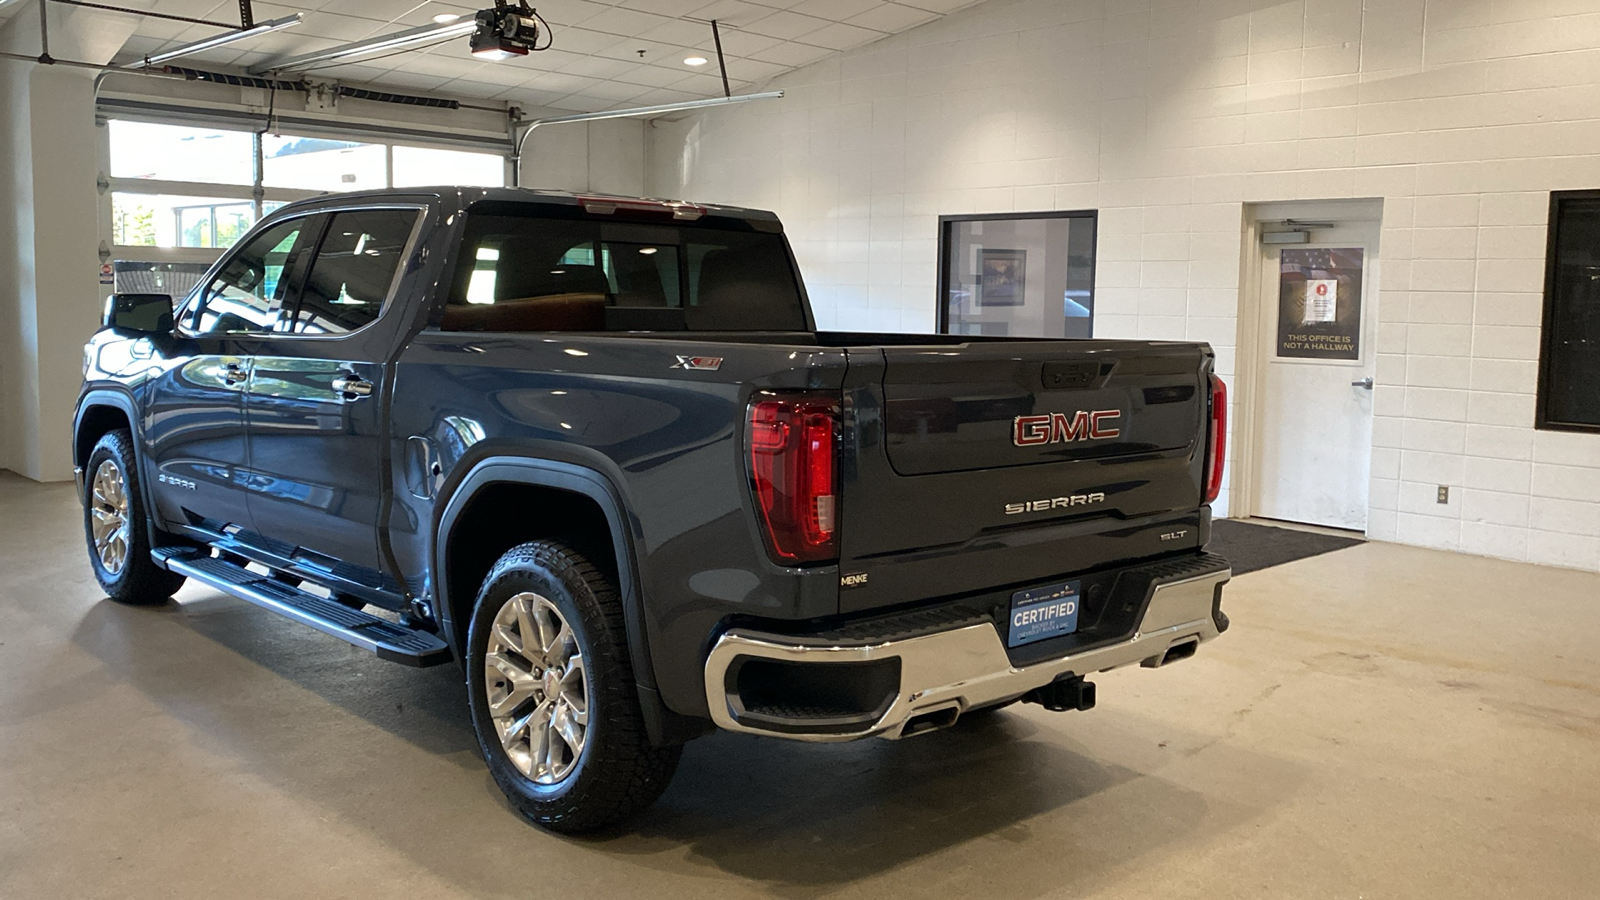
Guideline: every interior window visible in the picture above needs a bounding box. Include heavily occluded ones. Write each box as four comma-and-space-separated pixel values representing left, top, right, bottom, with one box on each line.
291, 208, 421, 336
190, 218, 308, 335
441, 213, 806, 333
1539, 193, 1600, 430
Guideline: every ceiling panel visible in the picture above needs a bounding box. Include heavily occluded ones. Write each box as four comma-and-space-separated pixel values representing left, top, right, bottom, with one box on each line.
618, 0, 706, 17
741, 10, 831, 41
681, 0, 780, 26
93, 0, 988, 111
629, 86, 701, 106
755, 40, 834, 68
535, 1, 615, 27
610, 63, 693, 88
579, 6, 676, 37
787, 0, 873, 21
635, 18, 710, 46
546, 27, 627, 54
566, 78, 651, 101
800, 21, 885, 51
554, 54, 644, 79
846, 3, 939, 33
711, 28, 783, 56
900, 0, 983, 12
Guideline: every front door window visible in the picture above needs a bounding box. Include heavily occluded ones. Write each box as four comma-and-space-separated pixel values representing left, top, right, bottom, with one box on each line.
188, 218, 311, 335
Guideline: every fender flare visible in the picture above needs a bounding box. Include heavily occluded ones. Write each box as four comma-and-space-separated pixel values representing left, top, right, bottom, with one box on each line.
73, 387, 142, 469
434, 456, 682, 740
74, 386, 174, 550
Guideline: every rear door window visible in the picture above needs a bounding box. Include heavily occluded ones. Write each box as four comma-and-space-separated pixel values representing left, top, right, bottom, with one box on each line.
443, 212, 807, 332
289, 208, 421, 336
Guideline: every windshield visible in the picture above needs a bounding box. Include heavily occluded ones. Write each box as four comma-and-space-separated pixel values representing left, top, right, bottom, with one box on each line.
441, 210, 809, 333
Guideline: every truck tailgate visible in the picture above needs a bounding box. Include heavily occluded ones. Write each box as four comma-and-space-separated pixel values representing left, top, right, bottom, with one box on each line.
836, 339, 1213, 615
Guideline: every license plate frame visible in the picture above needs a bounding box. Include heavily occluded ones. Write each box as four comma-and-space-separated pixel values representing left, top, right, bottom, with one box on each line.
1006, 580, 1082, 648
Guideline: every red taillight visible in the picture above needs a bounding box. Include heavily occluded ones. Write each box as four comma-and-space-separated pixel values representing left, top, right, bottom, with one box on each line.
1204, 373, 1227, 504
747, 394, 839, 564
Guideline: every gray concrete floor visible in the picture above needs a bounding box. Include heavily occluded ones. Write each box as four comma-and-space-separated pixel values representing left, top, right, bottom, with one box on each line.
3, 470, 1599, 899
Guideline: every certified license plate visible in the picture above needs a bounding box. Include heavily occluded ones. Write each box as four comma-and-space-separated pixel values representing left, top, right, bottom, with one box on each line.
1007, 580, 1081, 647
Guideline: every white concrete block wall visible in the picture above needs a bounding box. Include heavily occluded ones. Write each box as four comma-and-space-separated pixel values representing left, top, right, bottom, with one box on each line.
521, 119, 645, 195
647, 0, 1600, 572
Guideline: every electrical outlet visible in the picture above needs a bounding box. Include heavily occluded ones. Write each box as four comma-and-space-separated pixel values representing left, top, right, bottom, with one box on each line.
1437, 485, 1449, 504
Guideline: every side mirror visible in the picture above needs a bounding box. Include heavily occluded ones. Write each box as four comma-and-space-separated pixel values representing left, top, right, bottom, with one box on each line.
103, 293, 174, 334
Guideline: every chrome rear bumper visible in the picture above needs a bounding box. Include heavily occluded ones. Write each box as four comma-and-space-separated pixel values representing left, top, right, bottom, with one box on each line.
703, 564, 1230, 742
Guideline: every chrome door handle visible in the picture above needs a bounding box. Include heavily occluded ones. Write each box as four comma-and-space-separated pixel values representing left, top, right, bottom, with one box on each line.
223, 363, 248, 385
331, 374, 373, 397
1352, 377, 1374, 390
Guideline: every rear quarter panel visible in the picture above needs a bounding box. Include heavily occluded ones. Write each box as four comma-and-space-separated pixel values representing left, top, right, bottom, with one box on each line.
388, 331, 847, 717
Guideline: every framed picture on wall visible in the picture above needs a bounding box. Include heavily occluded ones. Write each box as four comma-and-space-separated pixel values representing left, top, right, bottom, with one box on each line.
978, 248, 1027, 307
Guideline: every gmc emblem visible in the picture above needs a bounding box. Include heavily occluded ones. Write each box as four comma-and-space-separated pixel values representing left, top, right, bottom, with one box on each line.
1013, 410, 1122, 447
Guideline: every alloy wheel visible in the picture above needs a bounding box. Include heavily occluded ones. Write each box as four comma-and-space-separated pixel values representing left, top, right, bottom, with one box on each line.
89, 459, 131, 576
484, 591, 590, 784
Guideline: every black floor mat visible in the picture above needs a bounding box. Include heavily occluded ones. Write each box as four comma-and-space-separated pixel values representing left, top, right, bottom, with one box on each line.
1209, 518, 1364, 575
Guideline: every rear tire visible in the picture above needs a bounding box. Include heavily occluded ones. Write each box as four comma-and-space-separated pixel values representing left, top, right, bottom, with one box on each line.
82, 429, 187, 606
466, 540, 681, 833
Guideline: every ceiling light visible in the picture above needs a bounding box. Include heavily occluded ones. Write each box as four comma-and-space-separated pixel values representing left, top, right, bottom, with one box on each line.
639, 247, 658, 255
124, 13, 303, 69
684, 56, 708, 66
433, 13, 461, 24
248, 18, 477, 74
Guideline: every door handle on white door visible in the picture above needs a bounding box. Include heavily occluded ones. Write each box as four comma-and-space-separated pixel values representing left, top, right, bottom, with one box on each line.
1352, 377, 1374, 389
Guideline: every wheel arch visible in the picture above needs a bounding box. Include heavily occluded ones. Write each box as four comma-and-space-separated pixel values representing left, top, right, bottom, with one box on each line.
73, 389, 140, 470
433, 458, 695, 745
73, 389, 143, 504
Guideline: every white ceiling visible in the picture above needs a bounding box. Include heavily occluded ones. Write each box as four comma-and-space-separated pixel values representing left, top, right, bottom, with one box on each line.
11, 0, 985, 111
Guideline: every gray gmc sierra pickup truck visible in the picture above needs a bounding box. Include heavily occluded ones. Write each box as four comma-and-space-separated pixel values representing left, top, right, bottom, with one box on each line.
75, 187, 1231, 831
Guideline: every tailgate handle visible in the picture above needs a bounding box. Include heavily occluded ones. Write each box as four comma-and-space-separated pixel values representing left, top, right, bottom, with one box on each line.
1042, 361, 1097, 390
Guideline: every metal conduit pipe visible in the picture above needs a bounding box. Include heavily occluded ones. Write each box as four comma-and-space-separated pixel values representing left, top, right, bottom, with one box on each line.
509, 90, 783, 187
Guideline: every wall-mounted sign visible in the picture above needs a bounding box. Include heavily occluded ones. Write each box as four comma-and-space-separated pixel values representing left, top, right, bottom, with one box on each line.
1278, 247, 1363, 359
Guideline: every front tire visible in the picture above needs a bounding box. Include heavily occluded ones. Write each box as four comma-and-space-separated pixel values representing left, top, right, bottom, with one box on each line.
466, 541, 681, 833
82, 429, 187, 606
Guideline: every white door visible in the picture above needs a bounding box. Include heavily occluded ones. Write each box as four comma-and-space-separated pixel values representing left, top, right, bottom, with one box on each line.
1252, 213, 1380, 531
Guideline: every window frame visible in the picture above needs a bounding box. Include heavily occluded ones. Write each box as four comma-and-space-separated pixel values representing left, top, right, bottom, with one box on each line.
1537, 190, 1600, 434
276, 203, 430, 341
935, 209, 1099, 337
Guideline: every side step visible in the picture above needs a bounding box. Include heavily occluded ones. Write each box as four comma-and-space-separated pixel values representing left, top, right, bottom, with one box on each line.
156, 550, 452, 668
